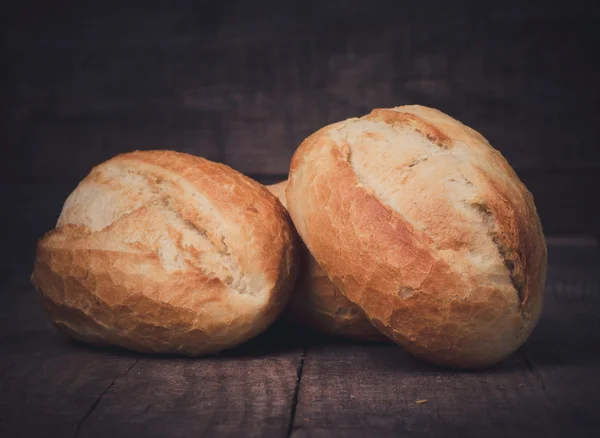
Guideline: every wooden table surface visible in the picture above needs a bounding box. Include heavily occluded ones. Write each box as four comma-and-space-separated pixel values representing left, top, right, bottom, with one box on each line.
1, 186, 599, 438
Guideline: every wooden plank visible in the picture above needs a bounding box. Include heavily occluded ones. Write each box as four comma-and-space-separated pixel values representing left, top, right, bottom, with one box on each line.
2, 0, 599, 180
0, 329, 302, 438
0, 331, 140, 438
292, 347, 567, 438
517, 170, 600, 236
545, 236, 598, 247
546, 239, 600, 269
290, 244, 600, 438
76, 347, 301, 438
0, 285, 303, 438
518, 264, 600, 438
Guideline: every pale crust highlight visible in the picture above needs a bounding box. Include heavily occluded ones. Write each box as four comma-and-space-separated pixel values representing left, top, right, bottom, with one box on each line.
268, 181, 388, 342
31, 150, 298, 355
287, 105, 547, 368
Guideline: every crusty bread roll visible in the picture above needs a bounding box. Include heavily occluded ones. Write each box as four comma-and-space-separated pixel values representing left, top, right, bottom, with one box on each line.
268, 181, 388, 342
31, 150, 297, 355
286, 105, 547, 368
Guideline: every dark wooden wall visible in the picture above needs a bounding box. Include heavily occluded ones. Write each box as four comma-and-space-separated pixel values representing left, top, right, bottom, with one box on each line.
2, 0, 599, 234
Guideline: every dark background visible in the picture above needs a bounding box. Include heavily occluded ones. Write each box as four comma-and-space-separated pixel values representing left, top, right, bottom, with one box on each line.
2, 0, 599, 242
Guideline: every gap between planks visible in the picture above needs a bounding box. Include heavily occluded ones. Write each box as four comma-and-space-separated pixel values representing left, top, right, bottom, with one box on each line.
287, 348, 307, 438
74, 356, 140, 438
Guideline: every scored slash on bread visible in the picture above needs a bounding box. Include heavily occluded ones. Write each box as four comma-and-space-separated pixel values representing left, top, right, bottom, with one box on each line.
31, 150, 298, 355
286, 105, 547, 368
30, 105, 547, 368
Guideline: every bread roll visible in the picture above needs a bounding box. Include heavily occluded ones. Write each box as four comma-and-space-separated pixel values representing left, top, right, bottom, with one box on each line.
268, 181, 388, 342
286, 105, 547, 368
31, 150, 297, 355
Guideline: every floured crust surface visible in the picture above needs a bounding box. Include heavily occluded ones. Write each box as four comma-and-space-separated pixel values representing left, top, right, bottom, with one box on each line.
268, 181, 388, 342
31, 150, 298, 355
287, 105, 547, 368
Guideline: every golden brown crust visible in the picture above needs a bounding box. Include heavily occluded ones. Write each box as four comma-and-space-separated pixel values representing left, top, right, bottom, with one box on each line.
267, 181, 389, 342
287, 105, 547, 368
31, 150, 298, 355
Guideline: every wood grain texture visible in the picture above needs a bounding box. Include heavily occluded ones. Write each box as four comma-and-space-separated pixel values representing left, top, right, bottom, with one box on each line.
0, 213, 599, 437
517, 170, 600, 236
292, 346, 565, 438
76, 351, 300, 438
0, 308, 303, 438
0, 331, 140, 438
2, 0, 599, 182
290, 243, 600, 438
